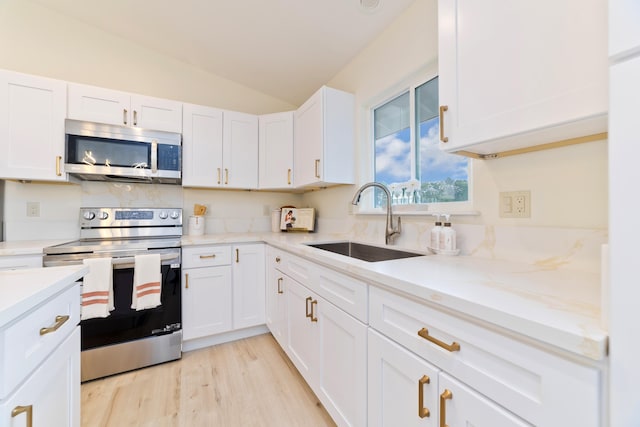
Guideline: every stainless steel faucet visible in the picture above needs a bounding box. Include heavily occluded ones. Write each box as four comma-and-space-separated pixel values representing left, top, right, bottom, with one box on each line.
351, 182, 401, 245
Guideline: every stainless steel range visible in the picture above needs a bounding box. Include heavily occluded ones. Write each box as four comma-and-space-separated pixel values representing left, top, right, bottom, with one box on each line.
44, 207, 183, 382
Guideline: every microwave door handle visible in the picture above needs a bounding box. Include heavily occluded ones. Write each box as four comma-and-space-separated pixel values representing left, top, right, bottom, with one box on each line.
151, 140, 158, 174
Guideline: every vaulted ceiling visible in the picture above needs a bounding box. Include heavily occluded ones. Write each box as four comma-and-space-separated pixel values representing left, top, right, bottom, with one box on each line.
28, 0, 417, 105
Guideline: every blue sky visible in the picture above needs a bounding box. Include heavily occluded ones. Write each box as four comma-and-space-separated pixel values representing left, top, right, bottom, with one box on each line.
375, 118, 468, 185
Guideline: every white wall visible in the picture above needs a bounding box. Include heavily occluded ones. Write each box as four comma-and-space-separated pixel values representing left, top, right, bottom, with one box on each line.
0, 0, 295, 114
302, 0, 607, 258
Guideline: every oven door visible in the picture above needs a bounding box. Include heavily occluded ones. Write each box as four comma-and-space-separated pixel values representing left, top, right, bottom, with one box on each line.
80, 258, 181, 351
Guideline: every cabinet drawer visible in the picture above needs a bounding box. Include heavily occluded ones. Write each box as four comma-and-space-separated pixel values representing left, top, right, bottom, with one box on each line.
182, 246, 231, 269
314, 263, 368, 323
369, 286, 601, 427
0, 284, 80, 399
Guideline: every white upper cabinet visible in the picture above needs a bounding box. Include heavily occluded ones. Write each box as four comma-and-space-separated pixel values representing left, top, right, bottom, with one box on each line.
182, 103, 224, 187
67, 83, 182, 133
259, 111, 294, 189
0, 70, 67, 182
182, 104, 258, 189
223, 110, 259, 189
294, 86, 354, 188
610, 0, 640, 60
438, 0, 608, 156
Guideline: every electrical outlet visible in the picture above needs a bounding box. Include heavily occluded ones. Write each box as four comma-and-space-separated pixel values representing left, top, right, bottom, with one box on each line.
26, 201, 40, 217
499, 191, 530, 218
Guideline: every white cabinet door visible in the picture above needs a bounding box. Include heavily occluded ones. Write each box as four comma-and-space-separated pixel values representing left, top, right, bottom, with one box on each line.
182, 103, 224, 187
265, 257, 287, 347
259, 111, 294, 189
438, 0, 608, 155
439, 373, 530, 427
316, 294, 367, 427
610, 0, 640, 60
232, 244, 265, 330
286, 276, 318, 386
368, 329, 440, 427
68, 83, 182, 133
68, 83, 130, 126
294, 86, 354, 188
182, 266, 232, 340
131, 94, 182, 133
223, 110, 258, 189
0, 70, 67, 181
0, 327, 80, 427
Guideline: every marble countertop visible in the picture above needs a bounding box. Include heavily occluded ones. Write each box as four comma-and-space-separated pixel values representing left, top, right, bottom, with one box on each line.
183, 232, 607, 361
0, 265, 88, 328
0, 240, 72, 257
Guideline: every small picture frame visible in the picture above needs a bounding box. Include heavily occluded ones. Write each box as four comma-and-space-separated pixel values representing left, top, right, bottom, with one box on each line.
280, 208, 315, 232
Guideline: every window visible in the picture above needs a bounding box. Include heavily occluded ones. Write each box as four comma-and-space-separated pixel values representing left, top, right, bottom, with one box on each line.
373, 77, 470, 209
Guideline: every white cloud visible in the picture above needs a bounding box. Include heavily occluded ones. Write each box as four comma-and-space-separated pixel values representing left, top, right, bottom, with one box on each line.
375, 134, 411, 181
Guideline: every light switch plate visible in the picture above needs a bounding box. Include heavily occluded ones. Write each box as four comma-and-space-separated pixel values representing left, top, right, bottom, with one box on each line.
499, 191, 530, 218
26, 201, 40, 217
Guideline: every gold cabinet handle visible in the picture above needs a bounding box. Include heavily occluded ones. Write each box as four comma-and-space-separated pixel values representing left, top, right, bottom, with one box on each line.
418, 327, 460, 352
439, 105, 449, 143
305, 296, 312, 318
123, 108, 128, 125
277, 277, 284, 294
199, 254, 216, 259
12, 405, 33, 427
287, 168, 292, 185
185, 273, 189, 289
310, 299, 318, 322
39, 314, 69, 336
217, 168, 221, 184
133, 110, 138, 126
225, 168, 229, 185
235, 248, 239, 263
55, 155, 62, 176
275, 256, 281, 263
314, 159, 320, 178
418, 375, 431, 418
440, 389, 452, 427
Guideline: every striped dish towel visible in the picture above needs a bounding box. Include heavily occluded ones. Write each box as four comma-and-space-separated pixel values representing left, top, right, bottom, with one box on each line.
131, 253, 162, 311
81, 258, 114, 320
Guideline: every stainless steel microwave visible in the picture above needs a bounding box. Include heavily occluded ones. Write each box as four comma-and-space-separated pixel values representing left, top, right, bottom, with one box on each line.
64, 119, 181, 184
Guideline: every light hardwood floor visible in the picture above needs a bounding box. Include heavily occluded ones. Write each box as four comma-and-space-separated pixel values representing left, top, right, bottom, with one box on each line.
81, 333, 336, 427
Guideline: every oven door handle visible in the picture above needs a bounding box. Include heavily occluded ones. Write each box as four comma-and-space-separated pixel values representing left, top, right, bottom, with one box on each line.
112, 252, 180, 269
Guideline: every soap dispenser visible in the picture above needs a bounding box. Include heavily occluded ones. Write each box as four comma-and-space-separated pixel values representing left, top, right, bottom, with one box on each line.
430, 214, 442, 250
440, 214, 457, 251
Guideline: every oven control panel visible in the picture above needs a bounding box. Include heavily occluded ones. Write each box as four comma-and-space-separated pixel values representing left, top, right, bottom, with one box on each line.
80, 207, 183, 229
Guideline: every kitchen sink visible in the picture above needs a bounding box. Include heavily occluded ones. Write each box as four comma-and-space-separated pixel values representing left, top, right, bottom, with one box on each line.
306, 241, 424, 262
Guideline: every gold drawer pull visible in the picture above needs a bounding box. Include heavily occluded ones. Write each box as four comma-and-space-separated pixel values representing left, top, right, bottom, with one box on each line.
277, 277, 284, 294
55, 155, 62, 176
439, 105, 449, 143
40, 315, 69, 336
418, 375, 430, 418
235, 248, 239, 263
305, 297, 312, 318
440, 389, 452, 427
199, 254, 216, 259
225, 168, 229, 185
314, 159, 320, 178
287, 168, 292, 185
418, 327, 460, 352
310, 300, 318, 322
275, 256, 281, 263
12, 405, 33, 427
217, 168, 221, 184
123, 108, 128, 125
185, 273, 189, 289
133, 110, 138, 126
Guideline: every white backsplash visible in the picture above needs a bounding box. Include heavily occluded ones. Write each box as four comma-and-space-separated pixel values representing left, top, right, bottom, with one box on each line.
317, 215, 606, 273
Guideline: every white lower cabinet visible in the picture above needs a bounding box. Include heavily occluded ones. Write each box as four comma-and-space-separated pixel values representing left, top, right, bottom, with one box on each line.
231, 244, 265, 330
439, 373, 531, 427
181, 244, 265, 345
274, 247, 367, 427
0, 254, 42, 271
265, 246, 287, 347
368, 329, 440, 427
182, 262, 233, 340
1, 328, 80, 427
369, 286, 602, 426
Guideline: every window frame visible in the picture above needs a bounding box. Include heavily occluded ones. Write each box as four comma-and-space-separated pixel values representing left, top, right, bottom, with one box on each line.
358, 74, 474, 215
